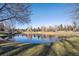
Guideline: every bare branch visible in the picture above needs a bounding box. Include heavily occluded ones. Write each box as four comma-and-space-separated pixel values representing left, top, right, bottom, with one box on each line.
0, 16, 15, 22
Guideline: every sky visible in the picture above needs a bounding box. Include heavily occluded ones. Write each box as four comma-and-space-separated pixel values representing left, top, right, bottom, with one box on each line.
16, 3, 74, 29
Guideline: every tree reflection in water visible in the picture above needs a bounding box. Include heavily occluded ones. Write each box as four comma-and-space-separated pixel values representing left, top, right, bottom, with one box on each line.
9, 34, 66, 43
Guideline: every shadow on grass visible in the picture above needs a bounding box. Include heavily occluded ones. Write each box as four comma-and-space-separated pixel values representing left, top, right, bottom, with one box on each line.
38, 43, 52, 56
0, 44, 39, 56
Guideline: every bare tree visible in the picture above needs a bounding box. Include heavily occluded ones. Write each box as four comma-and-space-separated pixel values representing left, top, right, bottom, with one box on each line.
0, 3, 31, 33
71, 4, 79, 28
69, 4, 79, 32
0, 3, 31, 26
72, 21, 77, 31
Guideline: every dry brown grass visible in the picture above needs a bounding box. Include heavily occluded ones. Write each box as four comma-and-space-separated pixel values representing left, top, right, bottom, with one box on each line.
22, 31, 79, 37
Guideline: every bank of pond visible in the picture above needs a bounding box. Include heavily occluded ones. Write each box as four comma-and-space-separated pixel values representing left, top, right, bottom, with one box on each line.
0, 34, 79, 56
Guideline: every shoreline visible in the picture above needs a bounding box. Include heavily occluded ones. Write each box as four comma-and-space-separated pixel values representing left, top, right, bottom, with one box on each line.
22, 31, 79, 37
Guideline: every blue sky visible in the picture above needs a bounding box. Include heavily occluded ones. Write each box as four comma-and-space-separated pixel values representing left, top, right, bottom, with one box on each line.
16, 3, 73, 29
31, 3, 73, 28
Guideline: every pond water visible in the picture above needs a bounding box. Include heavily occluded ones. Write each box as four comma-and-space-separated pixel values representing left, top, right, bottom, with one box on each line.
9, 34, 65, 44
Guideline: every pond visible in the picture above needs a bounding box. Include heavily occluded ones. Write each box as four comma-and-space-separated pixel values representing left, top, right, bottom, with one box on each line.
9, 34, 65, 44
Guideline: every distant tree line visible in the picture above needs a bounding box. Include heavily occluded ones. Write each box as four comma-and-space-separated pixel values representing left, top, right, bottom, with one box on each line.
25, 23, 79, 32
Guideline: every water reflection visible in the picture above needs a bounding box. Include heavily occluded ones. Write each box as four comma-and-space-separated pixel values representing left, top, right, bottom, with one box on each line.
10, 34, 66, 44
